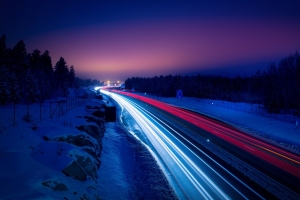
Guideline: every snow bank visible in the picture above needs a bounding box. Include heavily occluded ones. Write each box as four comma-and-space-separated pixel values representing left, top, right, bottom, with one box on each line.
97, 94, 178, 200
0, 97, 106, 199
0, 90, 178, 199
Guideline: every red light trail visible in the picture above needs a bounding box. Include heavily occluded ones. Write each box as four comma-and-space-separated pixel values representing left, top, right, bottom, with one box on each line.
112, 90, 300, 179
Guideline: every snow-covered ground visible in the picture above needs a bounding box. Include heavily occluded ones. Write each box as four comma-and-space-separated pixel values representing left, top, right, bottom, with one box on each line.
0, 92, 105, 199
0, 88, 177, 200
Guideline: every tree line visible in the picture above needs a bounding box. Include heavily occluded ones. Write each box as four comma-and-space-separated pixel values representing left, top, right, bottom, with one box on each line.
125, 52, 300, 115
0, 34, 98, 105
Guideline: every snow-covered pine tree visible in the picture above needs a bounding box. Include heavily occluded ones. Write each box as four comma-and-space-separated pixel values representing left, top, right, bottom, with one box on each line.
38, 70, 52, 101
25, 69, 40, 104
0, 65, 10, 104
62, 81, 69, 97
8, 72, 21, 126
8, 72, 21, 104
23, 69, 40, 122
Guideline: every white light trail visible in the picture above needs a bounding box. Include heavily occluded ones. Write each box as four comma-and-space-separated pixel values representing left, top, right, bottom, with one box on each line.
101, 90, 263, 200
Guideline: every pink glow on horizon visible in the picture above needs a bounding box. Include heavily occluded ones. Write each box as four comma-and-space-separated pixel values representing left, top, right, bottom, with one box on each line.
27, 18, 300, 81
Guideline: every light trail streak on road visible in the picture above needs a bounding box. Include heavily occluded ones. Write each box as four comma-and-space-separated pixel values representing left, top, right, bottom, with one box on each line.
177, 108, 300, 167
101, 89, 265, 199
114, 90, 300, 180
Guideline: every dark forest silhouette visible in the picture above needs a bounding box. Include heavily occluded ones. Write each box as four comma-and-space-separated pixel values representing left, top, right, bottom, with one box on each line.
125, 52, 300, 116
1, 34, 299, 116
0, 34, 100, 104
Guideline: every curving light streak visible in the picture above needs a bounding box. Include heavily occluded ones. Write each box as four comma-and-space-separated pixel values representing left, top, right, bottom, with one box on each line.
112, 90, 300, 179
102, 89, 264, 199
102, 90, 226, 199
127, 99, 261, 199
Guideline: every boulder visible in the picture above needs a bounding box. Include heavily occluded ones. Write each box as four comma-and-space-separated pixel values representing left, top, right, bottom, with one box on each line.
84, 115, 105, 135
62, 161, 87, 181
54, 134, 95, 148
82, 147, 101, 166
41, 180, 68, 191
76, 155, 98, 180
76, 125, 102, 143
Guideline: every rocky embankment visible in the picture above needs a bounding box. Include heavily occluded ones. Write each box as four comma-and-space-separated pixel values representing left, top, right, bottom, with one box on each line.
38, 101, 106, 199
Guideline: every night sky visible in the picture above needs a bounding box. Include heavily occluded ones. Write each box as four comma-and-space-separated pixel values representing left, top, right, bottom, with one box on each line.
1, 0, 300, 81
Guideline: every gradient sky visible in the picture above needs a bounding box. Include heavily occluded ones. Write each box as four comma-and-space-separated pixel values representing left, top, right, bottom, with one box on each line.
1, 0, 300, 81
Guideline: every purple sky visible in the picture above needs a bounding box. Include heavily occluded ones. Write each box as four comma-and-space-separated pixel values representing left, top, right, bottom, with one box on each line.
1, 1, 300, 81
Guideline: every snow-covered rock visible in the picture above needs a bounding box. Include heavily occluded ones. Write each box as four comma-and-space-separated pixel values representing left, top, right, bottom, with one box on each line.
53, 107, 106, 182
62, 160, 87, 181
0, 97, 106, 199
42, 180, 68, 191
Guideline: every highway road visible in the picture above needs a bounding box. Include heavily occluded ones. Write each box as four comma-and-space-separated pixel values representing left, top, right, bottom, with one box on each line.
101, 89, 300, 199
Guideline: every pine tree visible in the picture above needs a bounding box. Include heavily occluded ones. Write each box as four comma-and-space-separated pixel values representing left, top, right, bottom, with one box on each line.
41, 50, 54, 98
0, 34, 7, 65
41, 50, 53, 76
8, 73, 21, 104
0, 65, 9, 104
62, 81, 69, 97
54, 57, 69, 81
10, 40, 29, 96
25, 69, 40, 104
8, 72, 21, 126
11, 40, 27, 70
30, 49, 42, 72
69, 65, 75, 87
54, 57, 69, 95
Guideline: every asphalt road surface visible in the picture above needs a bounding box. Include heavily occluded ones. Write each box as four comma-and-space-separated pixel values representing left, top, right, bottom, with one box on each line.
101, 89, 300, 199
